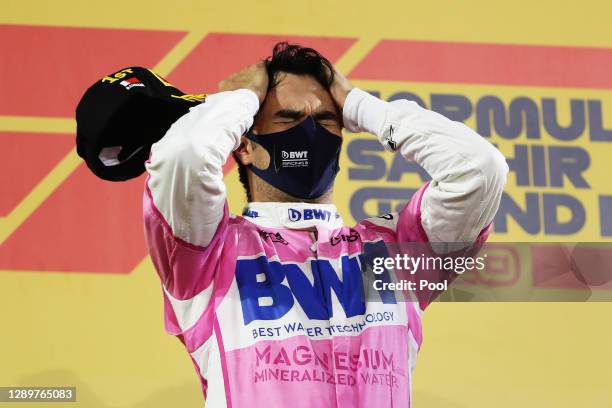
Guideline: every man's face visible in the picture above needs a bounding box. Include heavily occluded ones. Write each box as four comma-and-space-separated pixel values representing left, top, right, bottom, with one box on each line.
252, 72, 342, 136
235, 72, 342, 202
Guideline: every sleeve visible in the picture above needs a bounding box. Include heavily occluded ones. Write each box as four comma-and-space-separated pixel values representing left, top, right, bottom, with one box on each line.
145, 88, 259, 248
142, 89, 259, 335
343, 87, 508, 246
344, 88, 508, 310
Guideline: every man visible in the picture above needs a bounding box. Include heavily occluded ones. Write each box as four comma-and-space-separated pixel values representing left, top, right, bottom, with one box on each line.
143, 42, 508, 407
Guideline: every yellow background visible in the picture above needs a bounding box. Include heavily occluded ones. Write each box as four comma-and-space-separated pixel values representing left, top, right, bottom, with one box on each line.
1, 1, 611, 407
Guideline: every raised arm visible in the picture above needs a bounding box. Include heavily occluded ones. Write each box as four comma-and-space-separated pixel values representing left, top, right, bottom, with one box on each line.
333, 73, 508, 244
145, 63, 267, 247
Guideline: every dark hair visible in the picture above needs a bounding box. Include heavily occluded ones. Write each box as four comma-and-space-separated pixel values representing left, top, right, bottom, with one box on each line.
234, 42, 335, 201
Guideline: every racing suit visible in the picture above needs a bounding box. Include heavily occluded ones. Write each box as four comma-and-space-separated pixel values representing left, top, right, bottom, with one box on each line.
143, 87, 508, 407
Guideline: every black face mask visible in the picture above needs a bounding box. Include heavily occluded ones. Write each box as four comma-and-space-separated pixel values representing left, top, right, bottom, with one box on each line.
244, 116, 342, 200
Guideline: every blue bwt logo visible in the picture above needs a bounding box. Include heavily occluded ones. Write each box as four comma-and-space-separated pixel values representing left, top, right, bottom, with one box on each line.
235, 252, 398, 325
287, 208, 339, 223
243, 209, 259, 218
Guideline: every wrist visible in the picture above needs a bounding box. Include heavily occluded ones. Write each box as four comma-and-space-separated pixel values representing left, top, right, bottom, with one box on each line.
233, 88, 261, 116
342, 88, 388, 136
332, 87, 352, 113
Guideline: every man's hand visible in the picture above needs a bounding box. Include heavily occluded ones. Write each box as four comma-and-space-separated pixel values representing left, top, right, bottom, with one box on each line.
328, 66, 354, 112
218, 61, 269, 104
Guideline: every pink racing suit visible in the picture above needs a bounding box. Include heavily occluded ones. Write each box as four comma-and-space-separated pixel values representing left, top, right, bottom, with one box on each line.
143, 87, 508, 407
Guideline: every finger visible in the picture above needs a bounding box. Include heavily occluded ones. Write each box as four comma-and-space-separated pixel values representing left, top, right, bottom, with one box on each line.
333, 66, 347, 81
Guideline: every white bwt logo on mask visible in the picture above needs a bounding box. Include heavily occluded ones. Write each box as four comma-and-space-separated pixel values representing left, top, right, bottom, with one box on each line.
281, 150, 309, 168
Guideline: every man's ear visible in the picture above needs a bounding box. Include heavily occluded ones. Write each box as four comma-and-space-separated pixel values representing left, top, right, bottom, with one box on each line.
234, 136, 252, 165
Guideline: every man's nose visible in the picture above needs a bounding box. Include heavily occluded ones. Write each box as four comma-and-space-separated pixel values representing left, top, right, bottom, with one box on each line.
302, 115, 317, 132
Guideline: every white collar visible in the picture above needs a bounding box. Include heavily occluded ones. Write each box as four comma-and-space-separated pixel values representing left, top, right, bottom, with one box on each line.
242, 202, 344, 229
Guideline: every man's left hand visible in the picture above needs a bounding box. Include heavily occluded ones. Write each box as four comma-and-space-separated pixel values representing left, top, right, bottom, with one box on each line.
329, 66, 354, 114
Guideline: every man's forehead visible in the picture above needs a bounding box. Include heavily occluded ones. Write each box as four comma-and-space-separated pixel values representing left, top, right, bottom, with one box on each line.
273, 72, 324, 89
268, 73, 334, 111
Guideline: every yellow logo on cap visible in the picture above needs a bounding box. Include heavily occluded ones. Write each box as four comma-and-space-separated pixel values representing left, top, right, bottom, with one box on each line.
101, 68, 134, 84
171, 94, 206, 102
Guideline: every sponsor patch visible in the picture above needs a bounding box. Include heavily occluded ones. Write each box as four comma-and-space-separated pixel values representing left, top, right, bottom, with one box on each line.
120, 77, 145, 90
281, 150, 309, 168
259, 230, 289, 245
287, 208, 340, 223
330, 230, 360, 246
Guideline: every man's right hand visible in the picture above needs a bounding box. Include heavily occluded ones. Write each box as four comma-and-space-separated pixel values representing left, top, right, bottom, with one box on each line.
218, 61, 269, 104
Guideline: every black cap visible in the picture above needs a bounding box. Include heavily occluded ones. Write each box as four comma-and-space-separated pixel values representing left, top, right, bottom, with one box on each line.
76, 67, 204, 181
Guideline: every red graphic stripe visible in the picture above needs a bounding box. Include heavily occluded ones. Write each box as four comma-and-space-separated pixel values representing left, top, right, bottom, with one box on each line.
0, 24, 186, 117
350, 40, 612, 89
0, 165, 147, 274
0, 132, 75, 216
